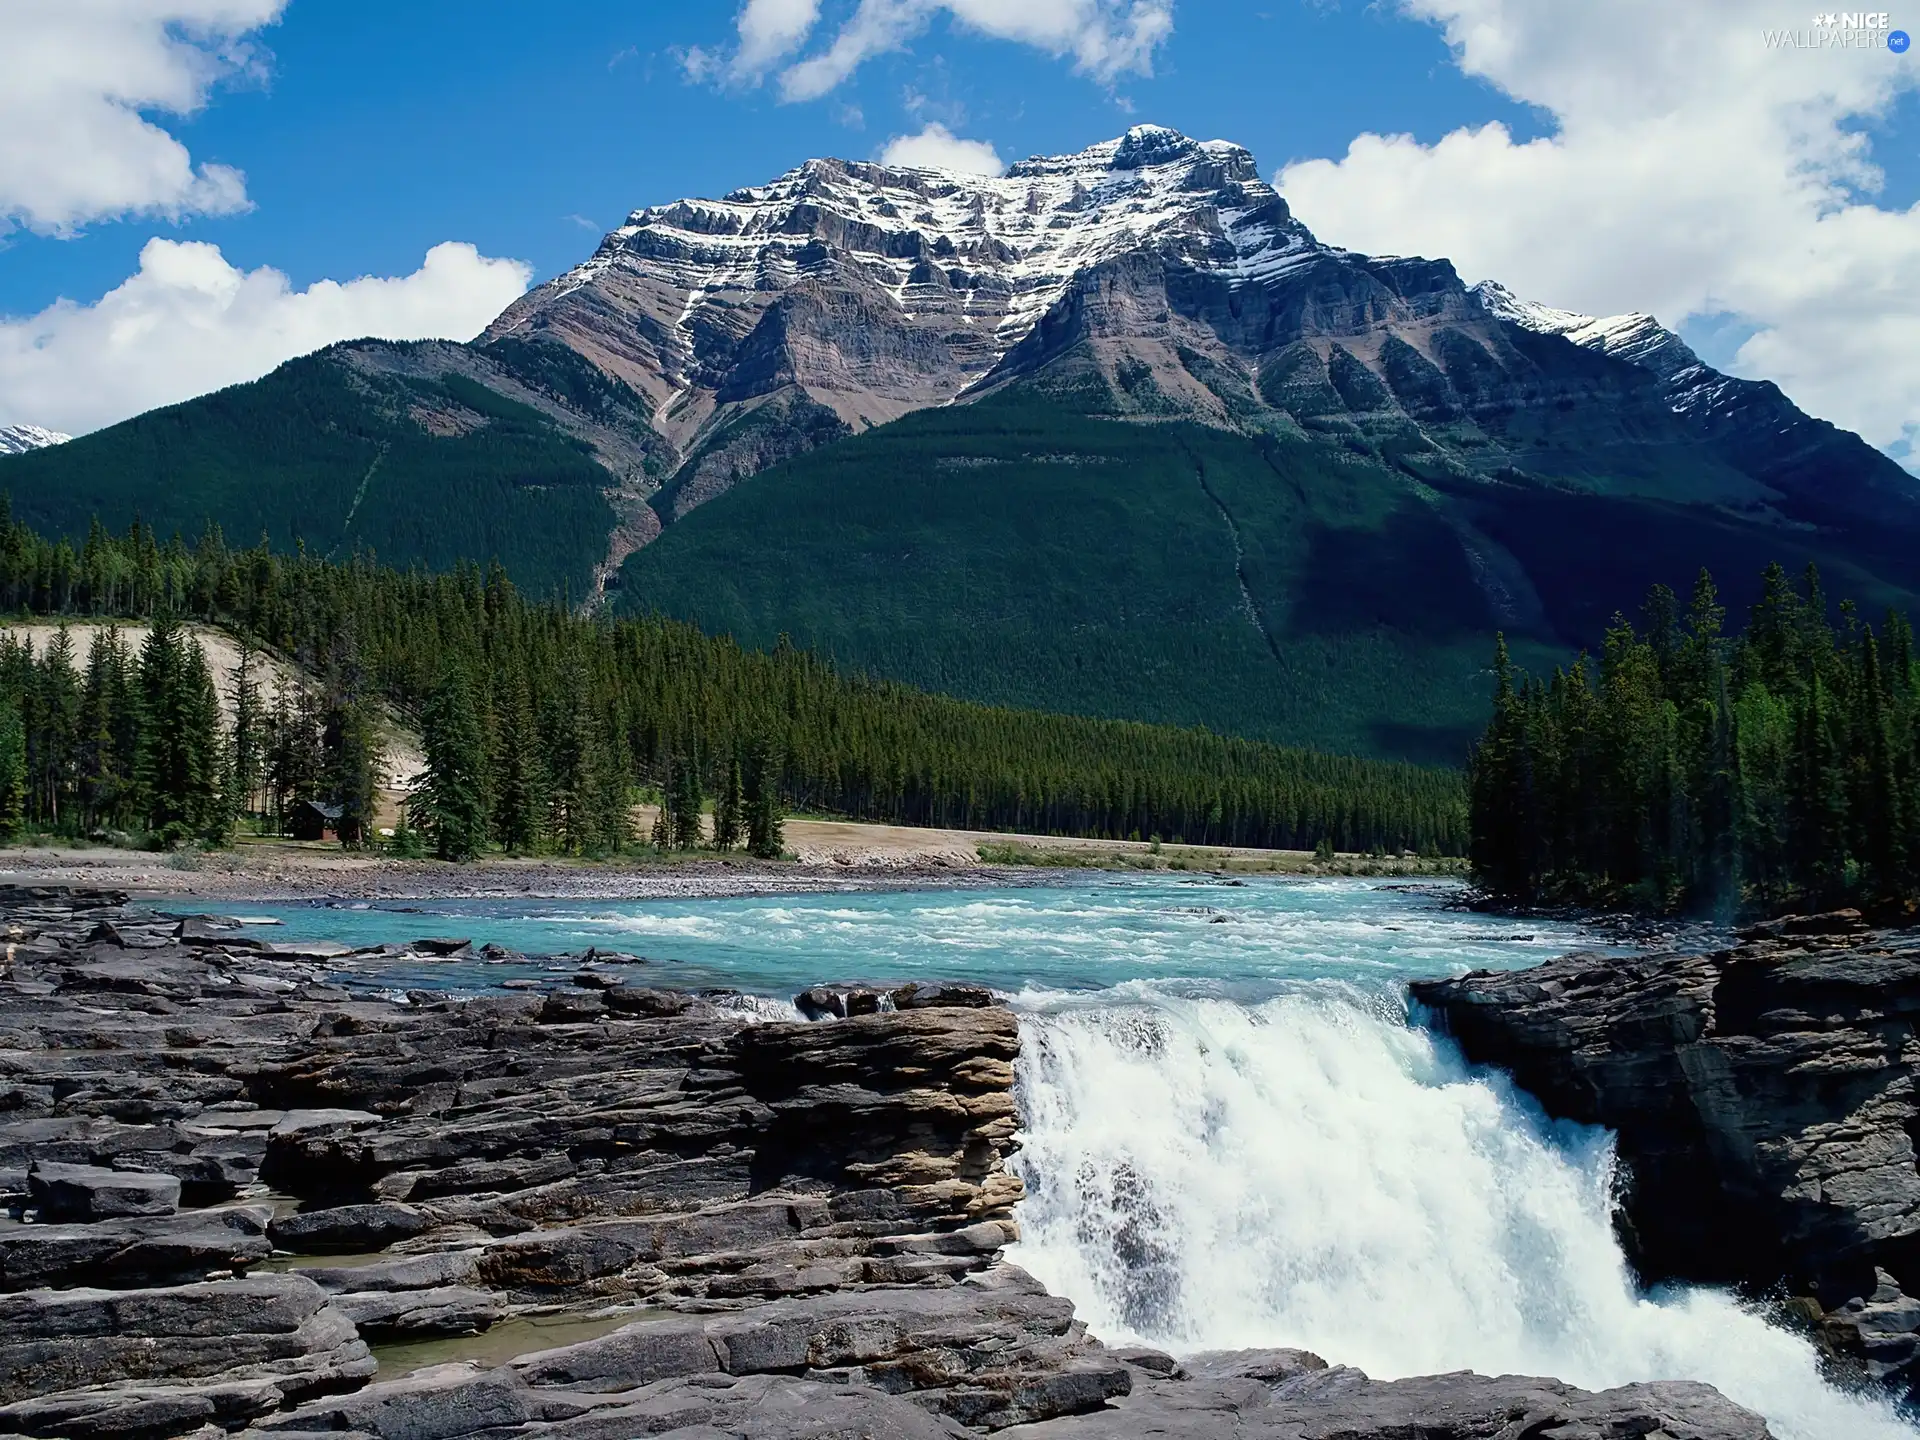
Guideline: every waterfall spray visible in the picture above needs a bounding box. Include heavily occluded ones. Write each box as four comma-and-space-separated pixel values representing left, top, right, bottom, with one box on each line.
1007, 986, 1917, 1440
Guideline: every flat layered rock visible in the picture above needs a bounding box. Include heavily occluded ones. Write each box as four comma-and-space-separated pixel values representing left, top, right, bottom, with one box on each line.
1000, 1368, 1775, 1439
0, 884, 1785, 1440
0, 1273, 373, 1408
28, 1161, 180, 1221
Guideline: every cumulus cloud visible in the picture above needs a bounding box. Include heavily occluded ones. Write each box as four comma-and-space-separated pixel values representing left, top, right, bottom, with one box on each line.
880, 123, 1006, 174
0, 239, 532, 436
732, 0, 824, 79
1277, 0, 1920, 464
1, 1, 288, 234
697, 0, 1173, 101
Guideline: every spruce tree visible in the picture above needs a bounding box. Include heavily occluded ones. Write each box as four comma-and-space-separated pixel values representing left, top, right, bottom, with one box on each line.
491, 672, 544, 855
36, 628, 80, 829
1788, 673, 1847, 905
544, 659, 599, 854
78, 627, 133, 832
326, 696, 383, 848
321, 629, 383, 848
133, 617, 189, 841
712, 750, 744, 851
414, 663, 491, 861
0, 698, 24, 840
181, 637, 233, 844
229, 640, 264, 826
587, 715, 632, 855
669, 747, 704, 849
745, 741, 786, 860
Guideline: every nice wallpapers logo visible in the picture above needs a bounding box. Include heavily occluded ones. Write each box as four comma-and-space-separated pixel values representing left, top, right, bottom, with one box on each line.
1764, 11, 1912, 49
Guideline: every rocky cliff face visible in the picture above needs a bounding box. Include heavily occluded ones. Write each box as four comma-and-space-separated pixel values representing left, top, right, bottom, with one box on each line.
1412, 915, 1920, 1396
0, 885, 1777, 1440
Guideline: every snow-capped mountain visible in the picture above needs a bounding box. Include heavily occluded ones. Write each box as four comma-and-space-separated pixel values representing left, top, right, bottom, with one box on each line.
0, 424, 70, 457
467, 122, 1918, 558
488, 126, 1319, 447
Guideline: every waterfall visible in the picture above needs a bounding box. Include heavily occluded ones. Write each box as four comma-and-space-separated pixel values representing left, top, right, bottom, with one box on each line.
1007, 985, 1917, 1440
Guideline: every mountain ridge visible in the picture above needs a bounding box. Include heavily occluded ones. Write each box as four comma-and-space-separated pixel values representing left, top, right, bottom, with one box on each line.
4, 126, 1917, 759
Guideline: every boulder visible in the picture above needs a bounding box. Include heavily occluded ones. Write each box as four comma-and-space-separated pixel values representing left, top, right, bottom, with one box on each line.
0, 1205, 273, 1291
601, 986, 693, 1017
994, 1367, 1774, 1439
270, 1202, 426, 1253
330, 1285, 502, 1339
0, 1274, 373, 1406
28, 1162, 180, 1221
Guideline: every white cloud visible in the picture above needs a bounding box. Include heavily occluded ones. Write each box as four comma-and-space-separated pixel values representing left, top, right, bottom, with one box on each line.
0, 239, 532, 436
880, 123, 1006, 174
1277, 0, 1920, 464
701, 0, 1173, 101
732, 0, 824, 80
1, 1, 288, 234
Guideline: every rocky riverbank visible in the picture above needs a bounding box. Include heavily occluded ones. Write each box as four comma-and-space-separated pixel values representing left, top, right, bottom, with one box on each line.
1413, 911, 1920, 1399
1, 885, 1776, 1439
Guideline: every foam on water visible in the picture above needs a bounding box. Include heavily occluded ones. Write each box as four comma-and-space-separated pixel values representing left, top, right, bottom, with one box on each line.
228, 876, 1595, 996
1008, 984, 1917, 1440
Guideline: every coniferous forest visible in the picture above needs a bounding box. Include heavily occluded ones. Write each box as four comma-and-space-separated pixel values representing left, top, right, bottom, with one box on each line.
1469, 563, 1920, 918
0, 508, 1467, 858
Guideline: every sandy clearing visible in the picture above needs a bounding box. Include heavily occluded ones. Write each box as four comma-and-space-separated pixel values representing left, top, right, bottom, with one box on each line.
0, 620, 426, 790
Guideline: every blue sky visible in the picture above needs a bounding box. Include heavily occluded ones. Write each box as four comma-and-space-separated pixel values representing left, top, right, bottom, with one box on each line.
2, 0, 1917, 461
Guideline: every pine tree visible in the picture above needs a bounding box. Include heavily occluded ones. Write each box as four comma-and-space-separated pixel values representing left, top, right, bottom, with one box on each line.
745, 740, 785, 860
35, 627, 80, 829
414, 663, 490, 861
321, 629, 383, 848
1851, 631, 1903, 902
544, 658, 599, 854
326, 696, 383, 848
229, 640, 264, 826
78, 626, 133, 831
491, 671, 544, 855
1787, 673, 1847, 905
587, 714, 632, 855
712, 750, 744, 851
182, 636, 233, 844
141, 623, 231, 844
0, 698, 24, 840
669, 746, 704, 849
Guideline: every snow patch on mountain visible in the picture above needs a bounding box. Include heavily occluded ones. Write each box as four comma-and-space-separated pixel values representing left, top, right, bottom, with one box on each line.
492, 125, 1327, 391
1470, 280, 1735, 418
0, 425, 71, 457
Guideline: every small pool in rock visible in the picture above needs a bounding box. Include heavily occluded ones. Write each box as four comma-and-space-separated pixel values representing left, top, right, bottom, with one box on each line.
368, 1309, 653, 1375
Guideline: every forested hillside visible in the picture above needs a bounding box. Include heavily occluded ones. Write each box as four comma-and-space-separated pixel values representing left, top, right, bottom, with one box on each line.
0, 510, 1467, 857
0, 343, 644, 601
615, 391, 1920, 764
1470, 564, 1920, 917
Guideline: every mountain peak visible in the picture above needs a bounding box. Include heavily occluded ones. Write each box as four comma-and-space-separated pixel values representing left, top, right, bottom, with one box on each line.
0, 424, 71, 457
485, 126, 1314, 447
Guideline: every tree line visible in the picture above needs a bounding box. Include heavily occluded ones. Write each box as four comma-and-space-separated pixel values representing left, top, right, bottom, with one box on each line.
1469, 563, 1920, 917
0, 506, 1467, 858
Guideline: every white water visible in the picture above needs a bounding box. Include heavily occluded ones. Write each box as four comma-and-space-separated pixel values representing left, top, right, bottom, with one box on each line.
236, 876, 1920, 1436
1009, 984, 1918, 1440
